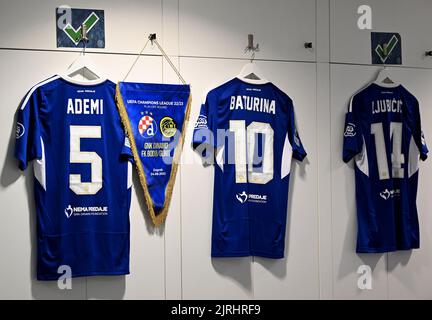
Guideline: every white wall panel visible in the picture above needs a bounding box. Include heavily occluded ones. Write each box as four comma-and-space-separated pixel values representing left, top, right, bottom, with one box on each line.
163, 57, 183, 300
179, 0, 316, 61
0, 0, 162, 54
330, 64, 389, 299
316, 0, 333, 300
330, 64, 432, 300
179, 57, 254, 299
0, 50, 89, 300
330, 0, 432, 68
85, 54, 166, 300
1, 0, 432, 300
383, 68, 432, 300
252, 61, 319, 300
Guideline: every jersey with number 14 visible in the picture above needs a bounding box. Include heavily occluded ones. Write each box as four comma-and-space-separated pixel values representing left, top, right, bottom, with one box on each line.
15, 76, 132, 280
343, 82, 428, 253
193, 77, 307, 259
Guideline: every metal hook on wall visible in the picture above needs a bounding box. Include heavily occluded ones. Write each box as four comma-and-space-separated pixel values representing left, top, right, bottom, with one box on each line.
245, 34, 260, 63
80, 23, 89, 55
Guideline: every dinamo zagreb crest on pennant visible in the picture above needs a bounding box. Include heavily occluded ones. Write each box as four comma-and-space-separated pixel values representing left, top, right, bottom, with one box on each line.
116, 82, 191, 226
138, 114, 157, 138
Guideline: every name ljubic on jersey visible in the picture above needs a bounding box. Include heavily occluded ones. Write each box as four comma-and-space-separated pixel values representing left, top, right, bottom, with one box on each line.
372, 98, 403, 114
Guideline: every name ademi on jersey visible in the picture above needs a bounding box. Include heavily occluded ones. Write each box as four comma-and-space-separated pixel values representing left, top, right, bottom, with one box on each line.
343, 82, 428, 253
192, 77, 306, 259
67, 98, 104, 115
15, 75, 132, 280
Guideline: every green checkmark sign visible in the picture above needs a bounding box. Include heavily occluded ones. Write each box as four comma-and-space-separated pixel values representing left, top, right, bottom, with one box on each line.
375, 35, 398, 63
63, 12, 100, 45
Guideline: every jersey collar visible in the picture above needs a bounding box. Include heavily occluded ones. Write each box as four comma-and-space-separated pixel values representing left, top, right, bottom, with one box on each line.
59, 74, 108, 86
372, 80, 401, 88
236, 76, 270, 85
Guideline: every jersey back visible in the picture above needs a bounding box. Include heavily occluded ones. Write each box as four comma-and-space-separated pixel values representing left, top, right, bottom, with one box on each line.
15, 76, 132, 280
193, 77, 306, 259
343, 82, 428, 253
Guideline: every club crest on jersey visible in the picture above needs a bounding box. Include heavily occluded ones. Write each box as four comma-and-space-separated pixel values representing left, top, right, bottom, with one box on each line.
344, 123, 356, 137
138, 115, 157, 138
195, 115, 208, 129
160, 117, 177, 138
16, 122, 25, 139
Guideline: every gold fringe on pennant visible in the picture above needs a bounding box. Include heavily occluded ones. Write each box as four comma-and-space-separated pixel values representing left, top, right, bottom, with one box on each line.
115, 84, 192, 227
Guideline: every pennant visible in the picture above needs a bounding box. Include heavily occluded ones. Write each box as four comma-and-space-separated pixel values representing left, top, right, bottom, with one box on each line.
116, 82, 191, 226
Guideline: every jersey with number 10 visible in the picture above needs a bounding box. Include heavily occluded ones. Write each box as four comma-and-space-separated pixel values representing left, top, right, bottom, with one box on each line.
193, 77, 306, 259
15, 76, 132, 280
343, 82, 428, 253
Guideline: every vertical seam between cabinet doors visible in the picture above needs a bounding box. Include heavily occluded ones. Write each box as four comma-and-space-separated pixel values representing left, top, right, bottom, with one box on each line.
315, 0, 320, 300
161, 0, 167, 301
328, 65, 335, 300
178, 0, 184, 301
386, 253, 389, 299
328, 0, 335, 300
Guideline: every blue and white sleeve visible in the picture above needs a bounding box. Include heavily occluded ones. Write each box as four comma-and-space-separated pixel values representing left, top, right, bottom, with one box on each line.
342, 95, 363, 163
287, 105, 307, 162
192, 92, 217, 158
14, 89, 42, 171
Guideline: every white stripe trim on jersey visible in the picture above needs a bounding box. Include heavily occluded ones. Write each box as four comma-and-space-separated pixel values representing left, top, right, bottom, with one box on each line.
200, 77, 236, 105
355, 136, 369, 177
281, 133, 293, 179
34, 137, 46, 191
216, 146, 224, 171
21, 76, 61, 110
127, 162, 132, 189
348, 82, 374, 112
408, 136, 420, 178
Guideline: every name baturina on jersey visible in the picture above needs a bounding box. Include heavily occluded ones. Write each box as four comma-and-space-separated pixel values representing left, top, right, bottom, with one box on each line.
372, 98, 403, 115
67, 98, 104, 115
230, 95, 276, 115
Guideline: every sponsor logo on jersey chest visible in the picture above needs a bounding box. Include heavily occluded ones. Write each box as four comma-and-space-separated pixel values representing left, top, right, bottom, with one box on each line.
236, 191, 268, 204
380, 189, 400, 200
64, 205, 108, 218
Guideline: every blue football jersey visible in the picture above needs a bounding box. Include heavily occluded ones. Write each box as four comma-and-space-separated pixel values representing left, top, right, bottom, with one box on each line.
193, 77, 306, 259
15, 75, 132, 280
343, 82, 428, 253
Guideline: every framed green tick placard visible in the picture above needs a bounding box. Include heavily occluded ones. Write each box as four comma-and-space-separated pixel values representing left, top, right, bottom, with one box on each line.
56, 7, 105, 48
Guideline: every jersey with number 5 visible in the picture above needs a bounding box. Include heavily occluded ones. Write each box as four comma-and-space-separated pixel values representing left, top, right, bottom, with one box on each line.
343, 82, 428, 253
15, 76, 133, 280
192, 77, 307, 259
